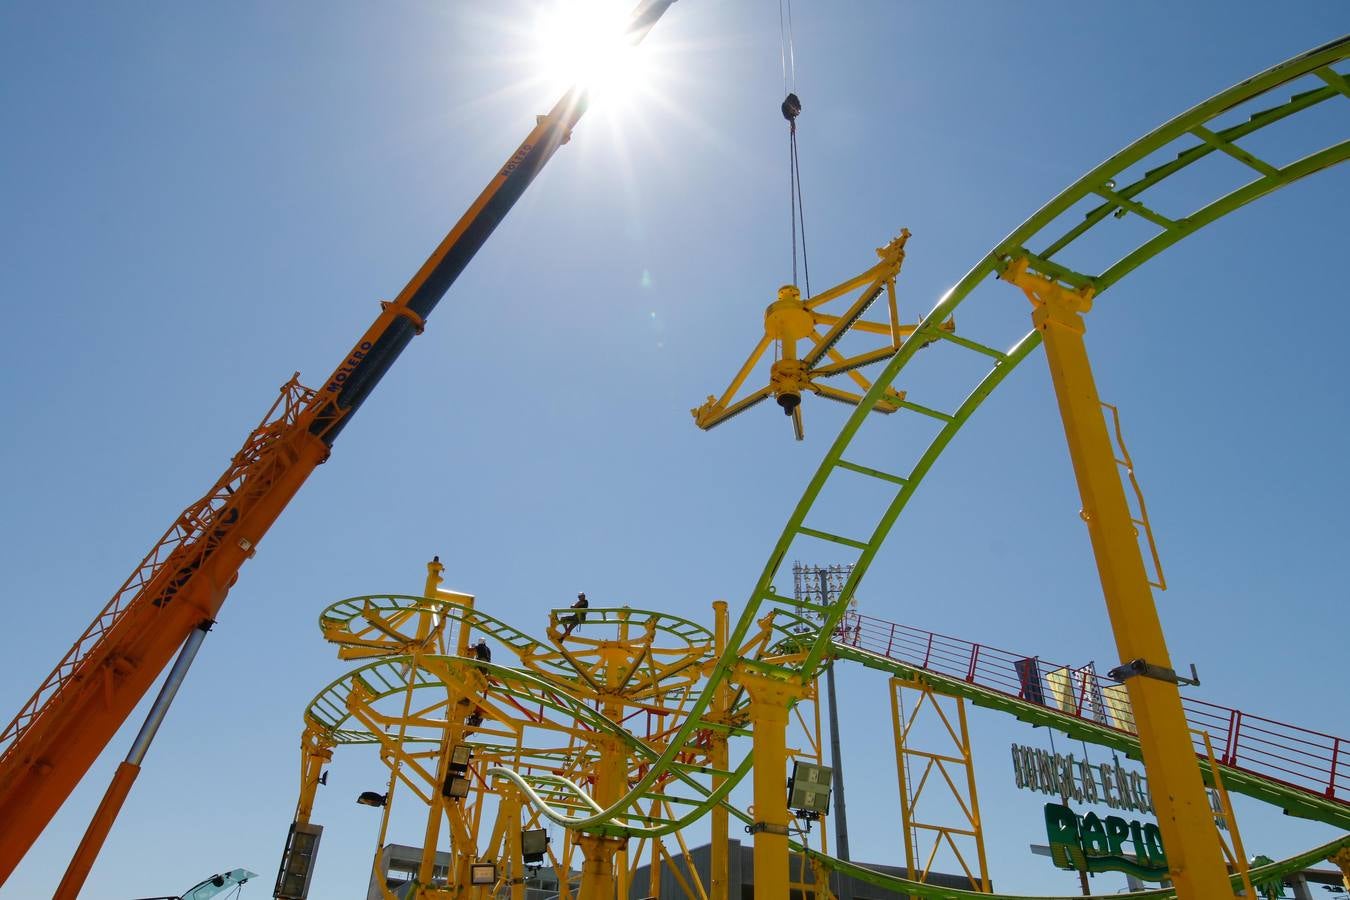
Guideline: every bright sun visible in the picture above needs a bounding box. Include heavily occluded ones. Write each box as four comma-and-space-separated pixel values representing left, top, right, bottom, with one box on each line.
532, 0, 652, 108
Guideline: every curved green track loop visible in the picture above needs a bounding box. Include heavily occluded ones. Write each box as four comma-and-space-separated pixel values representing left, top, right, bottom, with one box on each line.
318, 594, 712, 688
307, 36, 1350, 898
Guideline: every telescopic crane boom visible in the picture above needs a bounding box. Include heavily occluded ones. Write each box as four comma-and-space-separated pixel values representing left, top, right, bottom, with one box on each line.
0, 0, 676, 884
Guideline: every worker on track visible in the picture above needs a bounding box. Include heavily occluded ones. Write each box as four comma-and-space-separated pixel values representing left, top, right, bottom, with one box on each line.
560, 592, 588, 637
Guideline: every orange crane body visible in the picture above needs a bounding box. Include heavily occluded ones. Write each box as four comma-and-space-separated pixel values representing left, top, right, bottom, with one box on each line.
0, 2, 675, 882
0, 382, 327, 880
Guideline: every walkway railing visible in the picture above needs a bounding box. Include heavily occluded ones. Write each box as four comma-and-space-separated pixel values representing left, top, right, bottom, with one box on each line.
837, 613, 1346, 804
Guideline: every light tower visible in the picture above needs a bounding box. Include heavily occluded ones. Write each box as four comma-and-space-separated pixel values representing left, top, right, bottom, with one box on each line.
793, 561, 856, 900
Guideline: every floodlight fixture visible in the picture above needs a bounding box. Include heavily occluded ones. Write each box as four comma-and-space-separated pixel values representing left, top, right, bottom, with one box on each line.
521, 828, 550, 863
443, 774, 472, 799
356, 791, 387, 808
273, 822, 323, 900
788, 760, 833, 820
448, 743, 473, 774
469, 862, 497, 885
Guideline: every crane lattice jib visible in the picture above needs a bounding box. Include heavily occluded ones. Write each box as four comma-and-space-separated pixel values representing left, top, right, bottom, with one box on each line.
0, 0, 678, 880
494, 35, 1350, 841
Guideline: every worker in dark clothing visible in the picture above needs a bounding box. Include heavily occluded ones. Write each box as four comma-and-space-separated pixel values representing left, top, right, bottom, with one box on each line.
561, 592, 588, 637
473, 637, 491, 670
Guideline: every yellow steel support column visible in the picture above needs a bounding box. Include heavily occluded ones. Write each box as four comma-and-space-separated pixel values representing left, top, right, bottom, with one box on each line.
888, 676, 989, 891
476, 794, 512, 900
1002, 257, 1233, 899
423, 557, 444, 593
418, 727, 461, 891
710, 600, 731, 900
296, 727, 333, 825
1330, 847, 1350, 892
573, 693, 629, 900
889, 681, 916, 883
416, 675, 472, 891
737, 666, 805, 900
648, 834, 661, 899
503, 790, 525, 900
615, 846, 629, 900
422, 556, 445, 643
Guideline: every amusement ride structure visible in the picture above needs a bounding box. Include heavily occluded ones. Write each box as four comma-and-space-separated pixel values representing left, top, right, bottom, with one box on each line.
0, 2, 1346, 897
285, 563, 837, 899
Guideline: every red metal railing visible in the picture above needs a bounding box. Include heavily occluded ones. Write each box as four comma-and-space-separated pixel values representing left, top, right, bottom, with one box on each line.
836, 613, 1346, 804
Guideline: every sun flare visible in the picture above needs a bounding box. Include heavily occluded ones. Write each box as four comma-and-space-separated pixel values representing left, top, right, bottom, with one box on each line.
532, 0, 652, 109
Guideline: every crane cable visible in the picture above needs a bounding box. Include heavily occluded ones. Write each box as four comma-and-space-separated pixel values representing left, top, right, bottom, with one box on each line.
779, 0, 811, 298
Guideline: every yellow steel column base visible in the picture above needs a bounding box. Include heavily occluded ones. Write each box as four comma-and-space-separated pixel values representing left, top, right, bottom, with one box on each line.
1001, 256, 1235, 899
576, 834, 626, 899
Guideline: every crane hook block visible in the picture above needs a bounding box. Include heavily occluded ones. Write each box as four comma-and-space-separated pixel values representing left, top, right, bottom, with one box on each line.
781, 92, 802, 122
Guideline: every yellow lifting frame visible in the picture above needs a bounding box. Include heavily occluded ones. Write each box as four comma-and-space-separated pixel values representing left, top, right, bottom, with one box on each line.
693, 230, 957, 440
1001, 256, 1235, 899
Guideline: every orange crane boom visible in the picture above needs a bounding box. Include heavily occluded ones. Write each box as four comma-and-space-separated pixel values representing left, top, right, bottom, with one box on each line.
0, 0, 676, 884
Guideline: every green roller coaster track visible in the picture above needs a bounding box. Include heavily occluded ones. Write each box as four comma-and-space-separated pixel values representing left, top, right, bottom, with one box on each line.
304, 34, 1350, 900
832, 642, 1350, 831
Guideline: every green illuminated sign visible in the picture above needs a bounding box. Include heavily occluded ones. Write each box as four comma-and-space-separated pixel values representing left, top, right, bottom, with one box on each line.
1044, 803, 1168, 881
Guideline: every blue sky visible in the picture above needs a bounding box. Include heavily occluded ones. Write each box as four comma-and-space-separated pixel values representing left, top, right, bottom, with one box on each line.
1, 2, 1347, 897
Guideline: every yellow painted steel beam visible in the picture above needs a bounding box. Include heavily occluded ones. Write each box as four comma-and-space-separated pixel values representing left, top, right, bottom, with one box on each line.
736, 666, 806, 900
295, 727, 333, 826
1197, 731, 1255, 898
1002, 257, 1235, 899
812, 381, 904, 414
710, 600, 731, 900
889, 677, 990, 892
